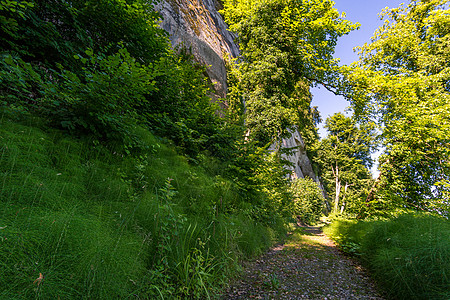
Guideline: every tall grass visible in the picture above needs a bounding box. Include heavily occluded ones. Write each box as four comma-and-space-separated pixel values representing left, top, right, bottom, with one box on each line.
324, 214, 450, 300
0, 113, 283, 298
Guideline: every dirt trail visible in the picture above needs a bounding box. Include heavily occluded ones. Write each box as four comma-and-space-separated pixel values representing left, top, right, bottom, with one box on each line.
222, 225, 384, 300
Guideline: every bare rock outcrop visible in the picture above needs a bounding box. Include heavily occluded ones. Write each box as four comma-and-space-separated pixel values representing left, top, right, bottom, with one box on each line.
280, 128, 319, 182
156, 0, 239, 99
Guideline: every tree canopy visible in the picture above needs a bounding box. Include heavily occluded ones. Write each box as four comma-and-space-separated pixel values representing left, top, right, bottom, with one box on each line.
222, 0, 359, 145
346, 0, 450, 216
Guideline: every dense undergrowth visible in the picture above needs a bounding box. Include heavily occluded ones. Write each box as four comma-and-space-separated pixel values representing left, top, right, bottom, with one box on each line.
0, 113, 287, 298
324, 214, 450, 300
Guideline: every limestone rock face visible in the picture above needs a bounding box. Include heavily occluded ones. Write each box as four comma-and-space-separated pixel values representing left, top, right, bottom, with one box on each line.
268, 128, 320, 184
280, 129, 318, 182
156, 0, 239, 99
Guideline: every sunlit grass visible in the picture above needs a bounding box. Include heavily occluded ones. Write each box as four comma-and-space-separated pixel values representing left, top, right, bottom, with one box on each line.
324, 214, 450, 300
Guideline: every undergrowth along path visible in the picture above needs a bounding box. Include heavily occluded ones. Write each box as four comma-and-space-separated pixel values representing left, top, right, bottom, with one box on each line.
223, 225, 384, 300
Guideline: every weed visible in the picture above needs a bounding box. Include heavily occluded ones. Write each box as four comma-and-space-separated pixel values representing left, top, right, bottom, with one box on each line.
263, 273, 280, 290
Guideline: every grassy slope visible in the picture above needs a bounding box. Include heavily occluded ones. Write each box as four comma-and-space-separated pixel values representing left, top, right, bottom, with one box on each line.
324, 215, 450, 300
0, 113, 280, 299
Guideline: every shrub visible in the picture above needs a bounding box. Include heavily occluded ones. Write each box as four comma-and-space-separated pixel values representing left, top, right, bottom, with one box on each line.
290, 177, 325, 224
44, 48, 155, 142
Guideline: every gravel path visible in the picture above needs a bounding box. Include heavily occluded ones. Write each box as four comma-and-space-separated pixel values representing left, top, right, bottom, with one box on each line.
222, 225, 384, 300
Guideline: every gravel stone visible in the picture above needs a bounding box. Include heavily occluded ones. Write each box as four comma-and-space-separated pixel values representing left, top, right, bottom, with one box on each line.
222, 225, 384, 300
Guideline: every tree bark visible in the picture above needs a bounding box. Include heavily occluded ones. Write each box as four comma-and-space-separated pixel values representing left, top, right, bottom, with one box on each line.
340, 182, 349, 214
333, 164, 341, 212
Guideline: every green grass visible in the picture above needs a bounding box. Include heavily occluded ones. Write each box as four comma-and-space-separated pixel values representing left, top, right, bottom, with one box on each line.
324, 214, 450, 300
0, 113, 283, 299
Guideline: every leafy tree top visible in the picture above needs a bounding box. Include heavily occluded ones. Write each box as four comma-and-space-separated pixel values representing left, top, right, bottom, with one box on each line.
345, 0, 450, 213
221, 0, 359, 144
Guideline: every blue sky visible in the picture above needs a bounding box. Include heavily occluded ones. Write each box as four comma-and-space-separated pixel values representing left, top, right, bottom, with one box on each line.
311, 0, 404, 137
310, 0, 404, 175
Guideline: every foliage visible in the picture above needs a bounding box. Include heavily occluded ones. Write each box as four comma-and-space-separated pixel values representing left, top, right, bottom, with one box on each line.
0, 0, 34, 52
0, 115, 285, 298
221, 0, 358, 145
263, 273, 280, 290
325, 214, 450, 300
221, 0, 360, 231
345, 0, 450, 215
145, 50, 233, 160
0, 0, 235, 161
225, 140, 293, 226
289, 177, 325, 224
1, 0, 167, 65
47, 48, 155, 141
314, 113, 375, 216
0, 52, 43, 112
0, 48, 183, 148
0, 0, 374, 297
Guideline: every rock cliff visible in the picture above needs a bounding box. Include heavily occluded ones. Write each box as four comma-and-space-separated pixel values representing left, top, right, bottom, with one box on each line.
156, 0, 321, 185
279, 128, 319, 182
156, 0, 239, 100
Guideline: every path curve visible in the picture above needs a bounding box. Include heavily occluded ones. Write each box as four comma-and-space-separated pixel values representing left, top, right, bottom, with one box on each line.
222, 225, 384, 300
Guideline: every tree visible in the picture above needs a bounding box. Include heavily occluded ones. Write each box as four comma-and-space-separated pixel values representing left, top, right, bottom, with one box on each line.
222, 0, 359, 146
315, 113, 375, 216
346, 0, 450, 215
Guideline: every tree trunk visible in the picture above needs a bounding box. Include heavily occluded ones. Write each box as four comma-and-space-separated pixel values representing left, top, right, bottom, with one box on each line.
340, 182, 349, 214
333, 164, 341, 212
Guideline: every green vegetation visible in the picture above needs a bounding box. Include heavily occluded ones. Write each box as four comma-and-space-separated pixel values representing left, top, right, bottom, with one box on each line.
2, 0, 449, 298
0, 0, 293, 297
221, 0, 360, 223
0, 0, 228, 159
314, 113, 375, 217
0, 114, 285, 298
289, 177, 325, 224
345, 0, 450, 215
222, 0, 358, 146
324, 214, 450, 300
322, 3, 450, 299
1, 0, 336, 297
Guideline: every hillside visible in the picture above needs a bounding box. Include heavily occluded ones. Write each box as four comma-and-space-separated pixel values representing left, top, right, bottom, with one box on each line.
0, 113, 287, 298
0, 0, 295, 297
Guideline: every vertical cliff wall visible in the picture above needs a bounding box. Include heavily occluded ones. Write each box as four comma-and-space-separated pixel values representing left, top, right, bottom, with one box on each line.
156, 0, 239, 99
278, 128, 319, 182
156, 0, 321, 185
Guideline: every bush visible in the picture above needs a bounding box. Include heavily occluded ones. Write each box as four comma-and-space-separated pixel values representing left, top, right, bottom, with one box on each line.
290, 177, 325, 224
1, 0, 168, 66
44, 48, 155, 142
324, 214, 450, 299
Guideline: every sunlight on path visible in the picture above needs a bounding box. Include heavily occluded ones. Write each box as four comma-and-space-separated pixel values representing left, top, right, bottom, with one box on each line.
223, 225, 384, 300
